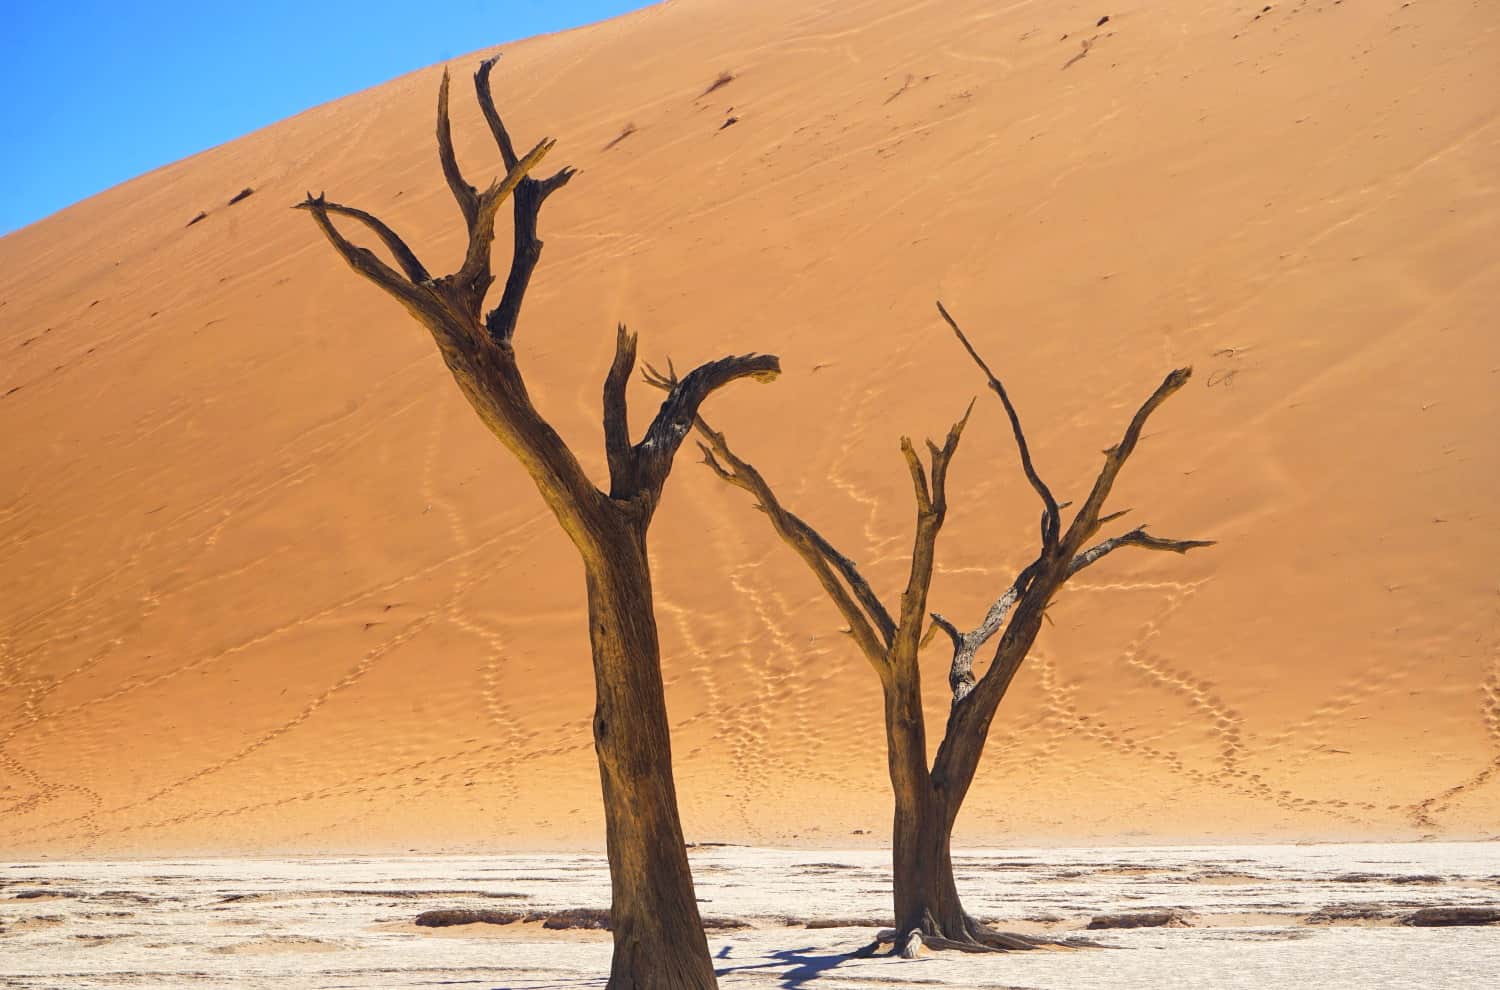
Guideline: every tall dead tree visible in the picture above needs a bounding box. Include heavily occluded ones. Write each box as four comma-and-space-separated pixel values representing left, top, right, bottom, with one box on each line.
298, 59, 777, 989
676, 302, 1210, 952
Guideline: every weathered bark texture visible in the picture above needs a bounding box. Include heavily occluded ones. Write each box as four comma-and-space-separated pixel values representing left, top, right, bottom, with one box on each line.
298, 59, 778, 989
684, 302, 1211, 953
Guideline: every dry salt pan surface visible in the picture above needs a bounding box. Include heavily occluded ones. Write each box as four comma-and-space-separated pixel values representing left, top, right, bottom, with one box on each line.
2, 843, 1497, 988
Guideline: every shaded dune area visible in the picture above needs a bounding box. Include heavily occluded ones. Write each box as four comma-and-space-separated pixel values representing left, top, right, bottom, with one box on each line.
1, 0, 1497, 855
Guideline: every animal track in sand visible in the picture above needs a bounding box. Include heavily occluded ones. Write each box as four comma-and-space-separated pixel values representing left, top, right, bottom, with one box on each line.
123, 611, 442, 813
984, 581, 1370, 828
1070, 577, 1248, 777
1408, 643, 1500, 829
2, 459, 552, 842
78, 400, 551, 823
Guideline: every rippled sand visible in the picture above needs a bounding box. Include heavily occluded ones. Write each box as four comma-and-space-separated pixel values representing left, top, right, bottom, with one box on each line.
3, 843, 1497, 988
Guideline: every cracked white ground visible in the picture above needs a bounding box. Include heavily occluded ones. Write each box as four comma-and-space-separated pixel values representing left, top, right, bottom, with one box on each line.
3, 843, 1497, 989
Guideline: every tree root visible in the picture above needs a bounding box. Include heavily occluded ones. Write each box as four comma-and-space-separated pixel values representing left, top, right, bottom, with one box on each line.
872, 921, 1098, 956
970, 924, 1058, 950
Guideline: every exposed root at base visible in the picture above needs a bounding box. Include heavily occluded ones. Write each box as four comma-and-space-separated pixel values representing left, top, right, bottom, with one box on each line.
870, 923, 1100, 957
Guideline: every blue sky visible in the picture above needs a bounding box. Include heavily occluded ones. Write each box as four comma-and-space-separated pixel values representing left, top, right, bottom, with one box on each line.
0, 1, 649, 236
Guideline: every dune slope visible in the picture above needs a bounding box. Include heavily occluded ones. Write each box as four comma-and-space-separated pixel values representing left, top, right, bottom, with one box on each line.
1, 0, 1497, 855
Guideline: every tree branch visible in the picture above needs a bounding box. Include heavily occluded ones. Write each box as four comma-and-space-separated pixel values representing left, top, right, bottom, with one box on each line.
937, 301, 1061, 553
933, 559, 1036, 705
451, 136, 556, 315
436, 70, 479, 232
629, 354, 780, 503
933, 364, 1205, 801
927, 399, 972, 514
891, 405, 973, 663
791, 517, 897, 646
900, 438, 932, 514
474, 56, 578, 198
294, 193, 431, 314
604, 324, 639, 497
929, 612, 963, 650
1067, 526, 1215, 578
1059, 367, 1193, 553
960, 371, 1195, 710
306, 199, 431, 283
474, 56, 521, 170
474, 56, 578, 343
687, 415, 893, 668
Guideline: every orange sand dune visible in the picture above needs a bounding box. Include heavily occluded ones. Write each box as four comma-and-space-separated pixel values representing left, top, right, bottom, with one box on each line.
1, 0, 1496, 856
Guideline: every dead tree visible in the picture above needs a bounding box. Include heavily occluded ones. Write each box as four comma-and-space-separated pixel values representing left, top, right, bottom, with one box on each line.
674, 302, 1210, 952
297, 59, 777, 989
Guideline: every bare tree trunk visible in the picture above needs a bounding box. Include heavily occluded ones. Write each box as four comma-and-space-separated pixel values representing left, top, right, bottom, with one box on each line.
586, 516, 715, 989
891, 786, 967, 939
885, 675, 942, 936
876, 627, 996, 942
891, 773, 1023, 947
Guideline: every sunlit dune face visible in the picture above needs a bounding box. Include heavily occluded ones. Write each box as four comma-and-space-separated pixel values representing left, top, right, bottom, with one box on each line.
0, 0, 1497, 856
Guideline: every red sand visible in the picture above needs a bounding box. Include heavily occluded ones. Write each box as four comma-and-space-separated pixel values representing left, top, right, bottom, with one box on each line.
1, 0, 1496, 855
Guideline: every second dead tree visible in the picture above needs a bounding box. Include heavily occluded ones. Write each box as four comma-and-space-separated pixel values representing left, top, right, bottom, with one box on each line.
668, 302, 1212, 953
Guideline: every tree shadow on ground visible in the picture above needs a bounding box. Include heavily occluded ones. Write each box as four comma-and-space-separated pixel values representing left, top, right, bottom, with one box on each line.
715, 941, 882, 988
481, 939, 884, 989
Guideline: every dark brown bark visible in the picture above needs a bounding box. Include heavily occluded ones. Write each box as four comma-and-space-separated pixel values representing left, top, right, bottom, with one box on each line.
587, 517, 715, 989
684, 302, 1211, 955
889, 742, 967, 941
298, 61, 778, 989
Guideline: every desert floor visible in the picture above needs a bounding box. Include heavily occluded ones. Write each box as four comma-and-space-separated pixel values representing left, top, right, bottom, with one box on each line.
3, 843, 1498, 988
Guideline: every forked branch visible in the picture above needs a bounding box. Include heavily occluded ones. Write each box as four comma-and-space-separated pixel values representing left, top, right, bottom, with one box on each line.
596, 354, 780, 510
306, 198, 430, 283
931, 561, 1037, 702
450, 136, 556, 316
431, 66, 561, 323
892, 404, 973, 659
1059, 366, 1193, 554
297, 81, 554, 335
474, 56, 577, 197
295, 193, 431, 315
936, 305, 1209, 711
